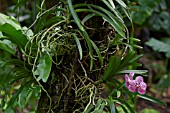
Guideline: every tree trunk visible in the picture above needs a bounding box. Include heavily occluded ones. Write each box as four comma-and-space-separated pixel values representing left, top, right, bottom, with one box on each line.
36, 1, 112, 112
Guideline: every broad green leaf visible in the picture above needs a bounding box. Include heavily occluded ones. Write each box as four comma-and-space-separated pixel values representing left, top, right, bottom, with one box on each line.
6, 81, 33, 109
145, 38, 170, 57
132, 0, 161, 25
0, 23, 28, 49
0, 68, 12, 87
161, 37, 170, 45
137, 94, 166, 106
22, 26, 34, 39
32, 85, 41, 98
18, 83, 32, 109
0, 41, 15, 54
34, 54, 52, 82
0, 13, 21, 30
158, 78, 170, 88
72, 33, 83, 60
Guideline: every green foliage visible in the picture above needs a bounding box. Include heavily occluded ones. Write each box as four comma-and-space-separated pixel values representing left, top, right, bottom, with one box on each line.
102, 51, 144, 81
0, 13, 21, 29
0, 0, 166, 112
145, 38, 170, 57
140, 108, 160, 113
132, 0, 161, 25
137, 94, 166, 106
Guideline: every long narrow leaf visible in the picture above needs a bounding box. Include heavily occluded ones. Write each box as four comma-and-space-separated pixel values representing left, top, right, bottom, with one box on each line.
108, 0, 115, 9
102, 0, 124, 23
115, 0, 127, 8
90, 40, 103, 66
116, 99, 135, 113
82, 13, 96, 26
103, 56, 116, 80
67, 0, 84, 31
75, 8, 125, 38
72, 33, 83, 60
107, 99, 116, 113
67, 0, 94, 70
117, 70, 148, 75
137, 94, 167, 106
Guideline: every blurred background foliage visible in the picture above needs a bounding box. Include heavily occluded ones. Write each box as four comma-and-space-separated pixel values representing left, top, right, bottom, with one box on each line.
131, 0, 170, 112
132, 0, 170, 96
0, 0, 170, 113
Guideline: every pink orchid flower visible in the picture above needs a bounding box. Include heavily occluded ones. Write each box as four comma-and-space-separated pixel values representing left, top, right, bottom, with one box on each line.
125, 72, 147, 94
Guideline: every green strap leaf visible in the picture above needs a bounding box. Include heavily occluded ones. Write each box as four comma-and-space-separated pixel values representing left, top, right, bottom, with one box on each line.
68, 0, 94, 70
116, 98, 135, 113
72, 33, 83, 60
103, 56, 116, 81
137, 94, 167, 106
82, 13, 96, 26
117, 70, 148, 75
115, 0, 127, 8
90, 40, 103, 66
107, 99, 116, 113
67, 0, 84, 31
75, 4, 126, 37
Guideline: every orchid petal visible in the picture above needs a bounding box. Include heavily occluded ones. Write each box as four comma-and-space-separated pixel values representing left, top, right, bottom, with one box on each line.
129, 71, 134, 80
135, 76, 143, 85
129, 80, 137, 92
